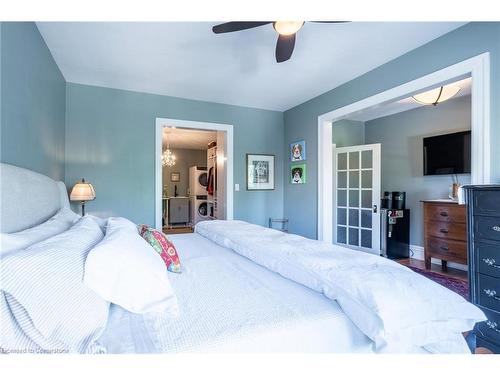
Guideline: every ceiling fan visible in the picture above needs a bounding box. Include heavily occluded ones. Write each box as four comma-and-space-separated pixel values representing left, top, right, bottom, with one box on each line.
212, 21, 348, 63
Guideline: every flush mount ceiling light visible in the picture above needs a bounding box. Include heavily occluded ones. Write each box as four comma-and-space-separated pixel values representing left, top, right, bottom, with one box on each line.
412, 85, 461, 106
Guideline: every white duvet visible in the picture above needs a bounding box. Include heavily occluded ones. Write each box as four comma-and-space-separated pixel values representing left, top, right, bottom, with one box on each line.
195, 220, 486, 353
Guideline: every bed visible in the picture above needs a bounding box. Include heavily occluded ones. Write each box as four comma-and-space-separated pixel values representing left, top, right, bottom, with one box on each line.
0, 163, 486, 354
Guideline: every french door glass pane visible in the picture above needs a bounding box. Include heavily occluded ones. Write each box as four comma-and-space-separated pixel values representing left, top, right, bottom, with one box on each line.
349, 209, 359, 226
337, 226, 347, 244
361, 170, 372, 188
361, 229, 372, 248
337, 208, 347, 225
338, 153, 347, 170
349, 228, 359, 246
349, 171, 359, 188
349, 189, 359, 207
338, 190, 347, 206
338, 171, 347, 188
349, 152, 359, 169
361, 190, 371, 209
361, 150, 373, 169
361, 209, 372, 228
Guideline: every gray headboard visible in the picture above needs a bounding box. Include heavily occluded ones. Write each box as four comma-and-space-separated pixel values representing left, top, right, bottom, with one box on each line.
0, 163, 70, 233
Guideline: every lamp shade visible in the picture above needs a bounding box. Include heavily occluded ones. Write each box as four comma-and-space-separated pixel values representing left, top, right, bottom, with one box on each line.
70, 179, 96, 201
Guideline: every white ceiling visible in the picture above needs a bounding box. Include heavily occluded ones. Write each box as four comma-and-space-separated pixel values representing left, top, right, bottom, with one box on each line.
346, 77, 471, 122
37, 22, 465, 111
163, 127, 216, 150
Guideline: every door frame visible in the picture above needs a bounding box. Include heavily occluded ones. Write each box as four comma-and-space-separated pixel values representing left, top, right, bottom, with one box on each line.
155, 118, 234, 230
333, 143, 381, 254
318, 52, 491, 243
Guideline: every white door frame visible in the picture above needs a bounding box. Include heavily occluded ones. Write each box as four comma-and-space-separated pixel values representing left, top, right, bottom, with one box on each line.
318, 52, 491, 242
155, 118, 234, 230
333, 143, 381, 255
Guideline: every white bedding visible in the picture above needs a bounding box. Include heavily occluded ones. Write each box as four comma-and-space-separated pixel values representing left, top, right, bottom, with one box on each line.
195, 220, 486, 353
99, 233, 375, 353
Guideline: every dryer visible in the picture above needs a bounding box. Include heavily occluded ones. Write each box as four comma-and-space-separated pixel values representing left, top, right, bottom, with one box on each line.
189, 166, 208, 196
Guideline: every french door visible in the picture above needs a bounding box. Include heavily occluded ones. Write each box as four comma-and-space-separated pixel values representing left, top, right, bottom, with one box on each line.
333, 144, 381, 255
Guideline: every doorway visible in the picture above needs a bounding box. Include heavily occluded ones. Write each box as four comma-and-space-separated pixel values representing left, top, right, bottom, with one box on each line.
155, 118, 234, 231
318, 53, 491, 245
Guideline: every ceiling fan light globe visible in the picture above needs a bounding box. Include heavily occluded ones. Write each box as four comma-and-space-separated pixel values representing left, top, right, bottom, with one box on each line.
273, 21, 304, 36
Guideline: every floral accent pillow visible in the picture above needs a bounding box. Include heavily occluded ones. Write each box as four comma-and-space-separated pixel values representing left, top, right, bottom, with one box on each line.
137, 224, 149, 236
140, 227, 182, 273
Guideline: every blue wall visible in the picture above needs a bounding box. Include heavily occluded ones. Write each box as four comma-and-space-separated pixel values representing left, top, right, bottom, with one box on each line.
365, 95, 471, 246
284, 22, 500, 239
65, 83, 284, 226
0, 22, 66, 180
332, 119, 365, 147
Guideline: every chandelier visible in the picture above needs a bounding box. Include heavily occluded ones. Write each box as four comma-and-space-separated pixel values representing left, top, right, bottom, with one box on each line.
162, 148, 176, 167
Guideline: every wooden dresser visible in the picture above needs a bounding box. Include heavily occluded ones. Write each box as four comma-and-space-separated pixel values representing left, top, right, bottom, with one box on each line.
464, 185, 500, 354
422, 200, 467, 270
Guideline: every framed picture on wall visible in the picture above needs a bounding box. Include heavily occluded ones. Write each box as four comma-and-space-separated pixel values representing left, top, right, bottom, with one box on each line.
290, 140, 306, 161
291, 164, 307, 184
246, 154, 275, 190
170, 172, 180, 182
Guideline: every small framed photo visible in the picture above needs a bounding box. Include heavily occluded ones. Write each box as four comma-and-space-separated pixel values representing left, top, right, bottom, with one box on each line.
247, 154, 275, 190
170, 172, 180, 182
291, 164, 307, 184
290, 140, 306, 161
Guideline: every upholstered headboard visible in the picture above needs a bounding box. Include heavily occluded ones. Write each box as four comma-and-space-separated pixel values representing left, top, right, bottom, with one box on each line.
0, 163, 70, 233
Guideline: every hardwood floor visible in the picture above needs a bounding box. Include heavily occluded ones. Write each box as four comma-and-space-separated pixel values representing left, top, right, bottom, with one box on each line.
163, 226, 194, 235
397, 258, 468, 282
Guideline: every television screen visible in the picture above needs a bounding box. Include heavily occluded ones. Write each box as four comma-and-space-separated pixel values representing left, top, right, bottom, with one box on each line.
423, 131, 471, 175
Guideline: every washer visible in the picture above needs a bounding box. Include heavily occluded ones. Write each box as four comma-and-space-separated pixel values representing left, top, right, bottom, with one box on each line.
190, 196, 209, 225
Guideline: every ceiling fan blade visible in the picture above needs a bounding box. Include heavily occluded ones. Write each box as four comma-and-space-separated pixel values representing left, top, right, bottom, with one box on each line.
212, 22, 272, 34
275, 33, 296, 63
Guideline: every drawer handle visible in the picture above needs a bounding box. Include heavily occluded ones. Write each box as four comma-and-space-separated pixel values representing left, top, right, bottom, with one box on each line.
486, 320, 500, 334
482, 258, 500, 269
492, 225, 500, 232
439, 228, 449, 234
439, 212, 448, 217
440, 246, 449, 251
483, 289, 500, 301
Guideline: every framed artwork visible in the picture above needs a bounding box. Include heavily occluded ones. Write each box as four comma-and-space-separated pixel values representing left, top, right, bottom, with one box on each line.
290, 140, 306, 161
291, 164, 307, 184
170, 172, 180, 182
246, 154, 275, 190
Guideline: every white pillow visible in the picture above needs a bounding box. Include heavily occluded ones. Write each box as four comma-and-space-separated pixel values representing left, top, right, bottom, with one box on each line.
0, 208, 80, 255
84, 217, 178, 314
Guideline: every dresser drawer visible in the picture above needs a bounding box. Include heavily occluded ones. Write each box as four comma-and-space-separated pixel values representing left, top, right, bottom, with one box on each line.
473, 190, 500, 217
425, 220, 466, 241
475, 307, 500, 345
426, 237, 467, 263
477, 273, 500, 312
476, 242, 500, 279
475, 216, 500, 242
424, 204, 466, 223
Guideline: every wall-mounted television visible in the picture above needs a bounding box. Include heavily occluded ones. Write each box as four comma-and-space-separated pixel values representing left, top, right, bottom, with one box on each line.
423, 130, 471, 176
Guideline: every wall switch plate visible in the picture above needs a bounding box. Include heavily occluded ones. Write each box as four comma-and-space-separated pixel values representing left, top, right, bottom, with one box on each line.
235, 184, 240, 191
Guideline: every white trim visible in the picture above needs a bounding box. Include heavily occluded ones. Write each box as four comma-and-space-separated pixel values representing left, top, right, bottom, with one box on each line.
410, 245, 468, 272
155, 118, 234, 230
318, 52, 491, 242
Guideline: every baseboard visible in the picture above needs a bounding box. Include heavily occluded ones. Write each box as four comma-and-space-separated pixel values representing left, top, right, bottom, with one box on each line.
409, 244, 468, 272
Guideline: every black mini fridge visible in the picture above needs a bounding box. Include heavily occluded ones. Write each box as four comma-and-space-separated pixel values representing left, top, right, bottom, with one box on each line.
380, 209, 410, 259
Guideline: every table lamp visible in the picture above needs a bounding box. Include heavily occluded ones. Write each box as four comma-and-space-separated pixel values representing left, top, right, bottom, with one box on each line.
70, 178, 96, 216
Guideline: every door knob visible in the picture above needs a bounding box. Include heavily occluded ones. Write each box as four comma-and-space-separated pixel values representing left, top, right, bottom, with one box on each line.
373, 205, 378, 213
